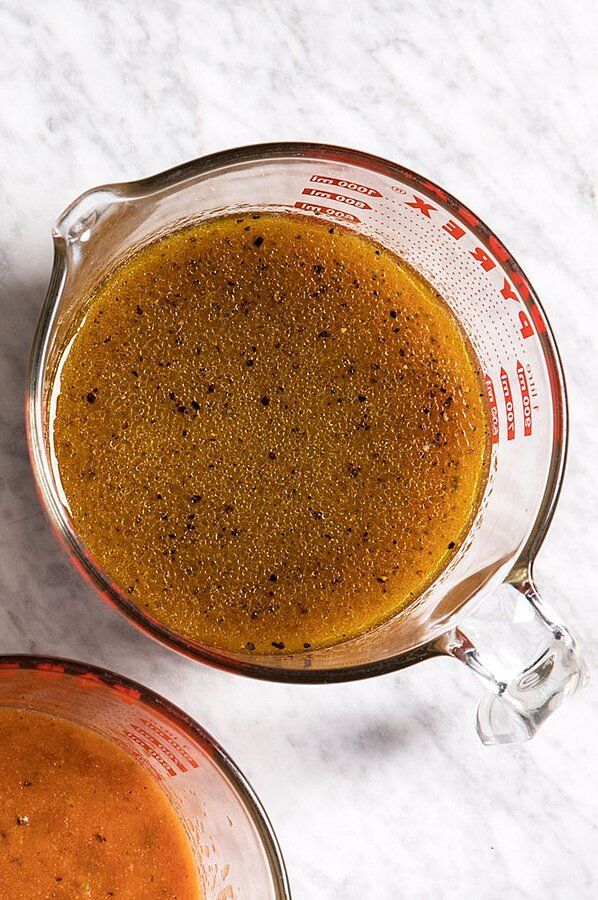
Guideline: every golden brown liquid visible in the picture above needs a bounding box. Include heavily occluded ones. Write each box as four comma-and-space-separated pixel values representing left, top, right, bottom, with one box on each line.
53, 213, 489, 654
0, 708, 199, 898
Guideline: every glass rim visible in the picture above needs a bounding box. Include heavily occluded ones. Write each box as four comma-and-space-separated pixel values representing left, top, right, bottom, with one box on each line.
0, 652, 291, 899
27, 141, 568, 683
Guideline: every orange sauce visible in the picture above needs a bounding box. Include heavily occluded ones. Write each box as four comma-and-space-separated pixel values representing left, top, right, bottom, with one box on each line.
0, 708, 200, 898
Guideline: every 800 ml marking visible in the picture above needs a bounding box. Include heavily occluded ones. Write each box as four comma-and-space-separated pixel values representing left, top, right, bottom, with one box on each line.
302, 188, 371, 209
500, 368, 515, 441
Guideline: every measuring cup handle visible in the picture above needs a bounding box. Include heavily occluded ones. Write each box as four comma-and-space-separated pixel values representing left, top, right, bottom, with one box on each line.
436, 574, 588, 745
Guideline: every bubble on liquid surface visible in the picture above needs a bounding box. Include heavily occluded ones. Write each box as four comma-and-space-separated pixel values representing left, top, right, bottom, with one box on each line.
52, 213, 490, 654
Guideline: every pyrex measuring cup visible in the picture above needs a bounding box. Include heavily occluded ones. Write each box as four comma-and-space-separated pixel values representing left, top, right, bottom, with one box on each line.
27, 142, 587, 745
0, 655, 290, 899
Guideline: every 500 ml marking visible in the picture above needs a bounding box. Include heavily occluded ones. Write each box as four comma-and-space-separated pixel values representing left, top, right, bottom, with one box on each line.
302, 187, 371, 209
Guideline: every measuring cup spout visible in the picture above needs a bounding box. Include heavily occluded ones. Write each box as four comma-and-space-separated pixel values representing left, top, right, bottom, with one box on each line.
52, 185, 126, 249
437, 574, 588, 745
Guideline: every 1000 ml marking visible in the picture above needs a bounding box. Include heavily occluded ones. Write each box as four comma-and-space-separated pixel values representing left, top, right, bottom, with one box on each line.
517, 362, 533, 437
309, 175, 382, 196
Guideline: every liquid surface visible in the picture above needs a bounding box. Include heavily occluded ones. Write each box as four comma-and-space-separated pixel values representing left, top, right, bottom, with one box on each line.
0, 707, 199, 899
53, 213, 489, 654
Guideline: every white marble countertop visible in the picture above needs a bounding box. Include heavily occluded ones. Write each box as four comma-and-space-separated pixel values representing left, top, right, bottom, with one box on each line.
1, 2, 597, 897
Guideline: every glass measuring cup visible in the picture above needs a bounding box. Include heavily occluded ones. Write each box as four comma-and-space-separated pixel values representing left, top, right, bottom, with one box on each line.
0, 655, 290, 898
27, 142, 587, 745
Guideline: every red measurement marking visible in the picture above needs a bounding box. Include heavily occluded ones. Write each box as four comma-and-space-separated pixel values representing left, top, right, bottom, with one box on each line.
132, 725, 187, 773
500, 278, 519, 303
131, 748, 152, 770
420, 179, 448, 201
302, 188, 371, 210
530, 302, 547, 334
470, 246, 496, 272
0, 661, 20, 670
112, 684, 141, 704
511, 271, 530, 301
488, 234, 509, 264
294, 201, 360, 223
484, 374, 499, 444
519, 310, 534, 339
456, 205, 479, 227
405, 195, 436, 218
442, 219, 465, 240
516, 361, 533, 436
401, 193, 547, 350
140, 719, 199, 769
35, 662, 65, 680
123, 730, 177, 777
76, 672, 104, 688
500, 368, 515, 440
309, 175, 382, 197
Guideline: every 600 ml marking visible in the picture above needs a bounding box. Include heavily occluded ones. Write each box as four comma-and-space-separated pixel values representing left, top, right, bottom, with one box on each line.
294, 201, 360, 222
